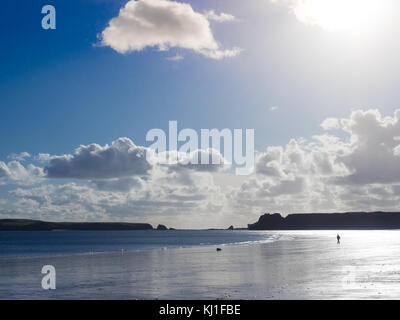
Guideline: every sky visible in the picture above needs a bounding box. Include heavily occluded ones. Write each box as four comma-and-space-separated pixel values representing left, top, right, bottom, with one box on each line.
2, 0, 400, 228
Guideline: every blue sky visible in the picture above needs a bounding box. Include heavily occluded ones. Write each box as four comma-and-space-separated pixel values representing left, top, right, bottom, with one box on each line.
3, 0, 397, 158
2, 0, 400, 228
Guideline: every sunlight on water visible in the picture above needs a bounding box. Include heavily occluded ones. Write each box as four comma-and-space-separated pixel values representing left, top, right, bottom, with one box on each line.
2, 230, 400, 299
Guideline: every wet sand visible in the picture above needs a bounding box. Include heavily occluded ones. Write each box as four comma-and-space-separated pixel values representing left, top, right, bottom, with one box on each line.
1, 230, 400, 299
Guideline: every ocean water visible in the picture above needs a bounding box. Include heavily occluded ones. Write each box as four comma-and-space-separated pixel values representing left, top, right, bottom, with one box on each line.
2, 230, 400, 299
0, 230, 283, 257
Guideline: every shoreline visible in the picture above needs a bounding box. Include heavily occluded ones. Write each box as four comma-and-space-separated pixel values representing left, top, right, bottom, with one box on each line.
2, 230, 400, 299
0, 230, 283, 260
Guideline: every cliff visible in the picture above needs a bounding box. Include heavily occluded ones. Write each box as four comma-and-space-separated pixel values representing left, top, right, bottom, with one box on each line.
248, 212, 400, 230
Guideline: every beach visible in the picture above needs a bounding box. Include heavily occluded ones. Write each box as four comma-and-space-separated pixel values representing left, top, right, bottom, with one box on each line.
1, 230, 400, 299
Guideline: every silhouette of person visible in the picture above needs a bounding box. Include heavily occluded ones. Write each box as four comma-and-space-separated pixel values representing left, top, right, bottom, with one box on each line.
337, 234, 341, 244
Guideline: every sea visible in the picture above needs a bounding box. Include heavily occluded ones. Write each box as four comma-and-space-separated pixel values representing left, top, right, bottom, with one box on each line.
2, 230, 400, 299
0, 229, 281, 257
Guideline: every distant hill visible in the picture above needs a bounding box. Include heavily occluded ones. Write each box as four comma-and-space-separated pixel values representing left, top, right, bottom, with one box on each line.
0, 219, 154, 231
248, 212, 400, 230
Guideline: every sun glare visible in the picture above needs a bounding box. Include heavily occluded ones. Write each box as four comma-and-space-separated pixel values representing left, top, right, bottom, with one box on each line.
292, 0, 389, 32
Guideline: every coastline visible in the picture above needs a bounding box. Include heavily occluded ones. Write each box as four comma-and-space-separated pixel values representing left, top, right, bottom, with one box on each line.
0, 229, 281, 259
0, 229, 277, 259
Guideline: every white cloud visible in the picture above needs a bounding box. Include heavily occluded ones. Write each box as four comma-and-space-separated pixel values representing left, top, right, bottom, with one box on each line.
4, 108, 400, 227
0, 162, 11, 180
166, 54, 184, 61
35, 153, 58, 162
336, 109, 400, 184
3, 166, 226, 228
44, 138, 152, 179
101, 0, 241, 59
204, 10, 236, 22
91, 177, 144, 193
321, 117, 340, 130
236, 108, 400, 217
43, 137, 229, 181
151, 148, 231, 172
7, 152, 31, 162
0, 160, 44, 185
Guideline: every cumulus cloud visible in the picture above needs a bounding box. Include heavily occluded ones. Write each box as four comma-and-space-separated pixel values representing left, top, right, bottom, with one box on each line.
3, 165, 226, 227
91, 177, 144, 193
156, 148, 231, 172
100, 0, 241, 59
4, 108, 400, 228
44, 138, 152, 179
0, 162, 11, 180
6, 184, 110, 221
321, 117, 340, 130
236, 108, 400, 217
336, 109, 400, 184
255, 146, 285, 177
35, 153, 58, 162
43, 137, 229, 181
0, 161, 44, 185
